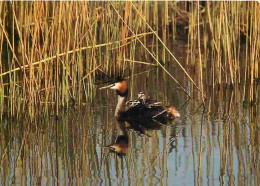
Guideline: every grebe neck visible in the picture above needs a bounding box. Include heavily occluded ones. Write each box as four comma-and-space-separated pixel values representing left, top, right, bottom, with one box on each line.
115, 95, 127, 117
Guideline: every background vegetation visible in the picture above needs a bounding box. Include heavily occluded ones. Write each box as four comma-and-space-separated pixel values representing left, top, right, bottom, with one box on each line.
0, 1, 259, 119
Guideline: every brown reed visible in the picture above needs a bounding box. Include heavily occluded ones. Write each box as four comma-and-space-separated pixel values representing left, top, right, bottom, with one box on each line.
0, 1, 259, 118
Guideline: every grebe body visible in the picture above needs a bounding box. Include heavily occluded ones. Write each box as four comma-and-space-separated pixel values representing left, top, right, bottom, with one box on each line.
100, 80, 180, 121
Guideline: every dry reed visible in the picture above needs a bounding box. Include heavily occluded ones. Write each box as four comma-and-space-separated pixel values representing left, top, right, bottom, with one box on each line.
0, 1, 259, 118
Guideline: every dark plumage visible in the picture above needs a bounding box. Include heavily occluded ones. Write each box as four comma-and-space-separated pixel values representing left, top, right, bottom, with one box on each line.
119, 104, 168, 120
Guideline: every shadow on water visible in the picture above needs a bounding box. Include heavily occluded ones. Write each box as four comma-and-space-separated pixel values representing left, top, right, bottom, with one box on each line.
0, 41, 259, 185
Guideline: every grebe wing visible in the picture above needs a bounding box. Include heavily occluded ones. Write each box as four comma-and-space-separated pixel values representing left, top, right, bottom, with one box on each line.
126, 99, 140, 108
125, 104, 166, 119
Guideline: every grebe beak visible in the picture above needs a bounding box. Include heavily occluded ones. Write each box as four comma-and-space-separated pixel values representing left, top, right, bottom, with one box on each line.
99, 83, 116, 90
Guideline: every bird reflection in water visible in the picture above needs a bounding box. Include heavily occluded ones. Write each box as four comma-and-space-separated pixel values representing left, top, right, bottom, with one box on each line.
103, 120, 129, 155
103, 117, 179, 156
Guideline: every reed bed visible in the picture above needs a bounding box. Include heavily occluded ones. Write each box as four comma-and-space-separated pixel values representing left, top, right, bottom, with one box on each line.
187, 1, 259, 101
0, 1, 259, 119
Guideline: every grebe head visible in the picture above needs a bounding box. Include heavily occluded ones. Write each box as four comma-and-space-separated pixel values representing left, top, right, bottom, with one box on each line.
106, 135, 129, 154
100, 80, 128, 97
138, 92, 146, 99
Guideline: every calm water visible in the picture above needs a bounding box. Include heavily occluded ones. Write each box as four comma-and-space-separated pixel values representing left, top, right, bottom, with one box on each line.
0, 42, 259, 186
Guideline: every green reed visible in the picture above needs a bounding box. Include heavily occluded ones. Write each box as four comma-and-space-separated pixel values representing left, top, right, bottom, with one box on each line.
0, 1, 259, 119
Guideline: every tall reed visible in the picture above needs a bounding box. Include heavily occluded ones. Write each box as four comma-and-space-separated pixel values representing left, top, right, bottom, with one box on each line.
187, 1, 259, 102
0, 1, 259, 119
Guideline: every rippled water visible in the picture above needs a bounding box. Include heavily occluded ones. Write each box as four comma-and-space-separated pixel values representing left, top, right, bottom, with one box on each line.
0, 42, 259, 185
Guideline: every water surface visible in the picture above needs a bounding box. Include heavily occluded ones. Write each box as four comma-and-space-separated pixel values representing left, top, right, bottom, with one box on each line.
0, 42, 259, 186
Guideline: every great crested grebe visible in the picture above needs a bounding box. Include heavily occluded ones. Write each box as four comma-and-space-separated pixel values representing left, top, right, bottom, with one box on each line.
100, 79, 180, 121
